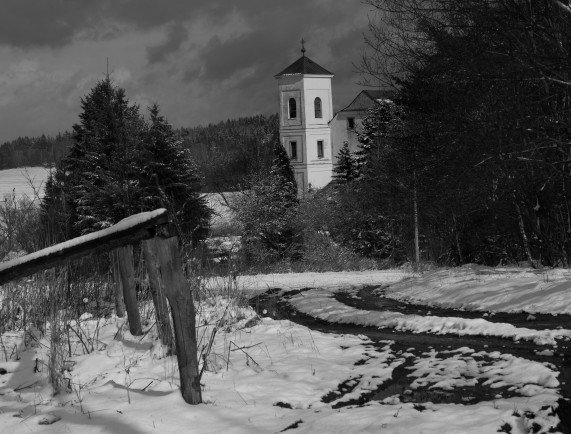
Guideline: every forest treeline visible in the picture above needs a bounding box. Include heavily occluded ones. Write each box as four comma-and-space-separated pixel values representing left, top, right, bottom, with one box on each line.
0, 133, 73, 169
329, 0, 571, 267
0, 114, 278, 192
179, 114, 278, 192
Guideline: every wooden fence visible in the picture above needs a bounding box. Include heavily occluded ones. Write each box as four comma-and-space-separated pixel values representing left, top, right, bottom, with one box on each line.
0, 208, 202, 404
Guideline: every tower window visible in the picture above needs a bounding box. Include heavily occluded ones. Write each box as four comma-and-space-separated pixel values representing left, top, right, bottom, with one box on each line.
347, 117, 355, 129
314, 97, 322, 118
288, 98, 297, 119
317, 140, 324, 158
290, 141, 297, 160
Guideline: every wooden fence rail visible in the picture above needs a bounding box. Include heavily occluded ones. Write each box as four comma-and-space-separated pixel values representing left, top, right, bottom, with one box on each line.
0, 209, 168, 285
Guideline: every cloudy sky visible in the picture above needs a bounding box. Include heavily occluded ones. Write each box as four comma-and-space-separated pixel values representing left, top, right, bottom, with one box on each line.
0, 0, 377, 143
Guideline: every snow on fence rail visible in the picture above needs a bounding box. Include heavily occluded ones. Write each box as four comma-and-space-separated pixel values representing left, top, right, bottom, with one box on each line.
0, 209, 168, 285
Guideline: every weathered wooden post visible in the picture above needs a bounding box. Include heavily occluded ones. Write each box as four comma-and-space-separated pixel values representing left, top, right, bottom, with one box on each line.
141, 240, 174, 352
144, 236, 202, 404
110, 250, 126, 318
117, 245, 143, 336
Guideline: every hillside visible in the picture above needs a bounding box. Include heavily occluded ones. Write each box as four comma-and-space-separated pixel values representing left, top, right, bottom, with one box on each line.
0, 166, 50, 200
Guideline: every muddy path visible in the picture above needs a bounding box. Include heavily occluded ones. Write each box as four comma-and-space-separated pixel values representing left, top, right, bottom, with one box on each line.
249, 288, 571, 432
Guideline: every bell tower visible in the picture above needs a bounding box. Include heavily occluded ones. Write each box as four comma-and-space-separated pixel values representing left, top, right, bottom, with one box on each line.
274, 41, 334, 195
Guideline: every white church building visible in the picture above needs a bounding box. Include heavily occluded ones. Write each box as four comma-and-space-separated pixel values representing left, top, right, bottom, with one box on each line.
275, 46, 392, 195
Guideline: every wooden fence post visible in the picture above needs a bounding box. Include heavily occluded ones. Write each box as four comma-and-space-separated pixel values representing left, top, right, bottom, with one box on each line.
145, 236, 202, 404
141, 240, 174, 353
117, 245, 143, 336
110, 250, 126, 318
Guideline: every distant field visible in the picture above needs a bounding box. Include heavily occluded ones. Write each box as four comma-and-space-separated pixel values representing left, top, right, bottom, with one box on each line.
0, 167, 236, 228
0, 167, 50, 200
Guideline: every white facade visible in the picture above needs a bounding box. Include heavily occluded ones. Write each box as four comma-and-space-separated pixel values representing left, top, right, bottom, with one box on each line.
275, 52, 391, 195
275, 58, 334, 196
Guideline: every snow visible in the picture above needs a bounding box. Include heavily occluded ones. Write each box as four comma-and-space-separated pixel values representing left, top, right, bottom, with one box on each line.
0, 166, 49, 200
0, 266, 567, 433
205, 192, 236, 229
287, 287, 571, 345
407, 347, 559, 394
234, 270, 407, 295
384, 264, 571, 314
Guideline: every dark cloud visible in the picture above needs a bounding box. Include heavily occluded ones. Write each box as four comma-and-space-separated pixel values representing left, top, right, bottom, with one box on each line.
193, 1, 364, 81
185, 1, 369, 115
0, 0, 374, 142
194, 30, 281, 82
146, 22, 188, 64
328, 26, 368, 83
0, 1, 288, 48
0, 0, 196, 48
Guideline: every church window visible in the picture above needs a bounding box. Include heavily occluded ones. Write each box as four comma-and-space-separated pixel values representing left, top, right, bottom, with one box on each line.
290, 141, 297, 160
317, 140, 324, 158
288, 98, 297, 119
314, 97, 322, 118
347, 117, 355, 129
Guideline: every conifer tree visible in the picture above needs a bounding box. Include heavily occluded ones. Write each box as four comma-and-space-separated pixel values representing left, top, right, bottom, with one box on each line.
41, 78, 211, 244
333, 142, 357, 184
140, 104, 211, 244
41, 76, 145, 237
269, 139, 298, 203
355, 100, 403, 179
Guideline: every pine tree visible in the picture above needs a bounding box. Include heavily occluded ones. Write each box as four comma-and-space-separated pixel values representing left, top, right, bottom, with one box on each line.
355, 100, 403, 179
269, 139, 298, 203
333, 142, 357, 184
40, 170, 73, 243
140, 104, 211, 244
40, 76, 146, 237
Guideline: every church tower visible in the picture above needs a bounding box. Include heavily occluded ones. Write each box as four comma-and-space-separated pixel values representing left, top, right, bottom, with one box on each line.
274, 42, 334, 195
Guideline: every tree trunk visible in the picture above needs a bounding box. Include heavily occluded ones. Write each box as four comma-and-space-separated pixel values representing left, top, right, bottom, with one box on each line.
117, 245, 143, 336
110, 250, 125, 318
141, 239, 174, 353
413, 170, 420, 264
453, 214, 465, 264
514, 201, 535, 267
145, 236, 202, 404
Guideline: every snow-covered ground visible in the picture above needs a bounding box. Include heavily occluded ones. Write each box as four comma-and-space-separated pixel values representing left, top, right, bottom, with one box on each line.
205, 192, 236, 230
384, 264, 571, 314
0, 166, 50, 200
1, 266, 568, 433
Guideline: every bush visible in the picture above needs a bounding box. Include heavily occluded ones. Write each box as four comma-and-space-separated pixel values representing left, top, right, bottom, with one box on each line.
232, 142, 301, 263
0, 193, 43, 260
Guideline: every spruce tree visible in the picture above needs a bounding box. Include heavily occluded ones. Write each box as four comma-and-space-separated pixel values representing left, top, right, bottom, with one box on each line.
269, 139, 298, 203
41, 83, 212, 245
140, 104, 211, 244
41, 76, 145, 236
355, 100, 403, 179
333, 142, 357, 184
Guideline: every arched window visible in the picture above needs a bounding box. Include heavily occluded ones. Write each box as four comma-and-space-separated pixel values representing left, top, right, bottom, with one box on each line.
314, 97, 322, 118
288, 98, 297, 119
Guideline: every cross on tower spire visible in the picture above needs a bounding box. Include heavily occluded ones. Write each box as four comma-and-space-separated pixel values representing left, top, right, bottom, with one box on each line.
300, 38, 306, 55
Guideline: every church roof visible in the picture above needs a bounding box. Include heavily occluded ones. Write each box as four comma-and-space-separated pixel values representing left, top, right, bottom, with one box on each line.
338, 89, 395, 112
275, 55, 334, 77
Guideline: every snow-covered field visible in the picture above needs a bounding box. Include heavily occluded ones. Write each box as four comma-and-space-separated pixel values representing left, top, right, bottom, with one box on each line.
1, 267, 569, 433
385, 264, 571, 314
206, 192, 236, 230
0, 167, 50, 200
